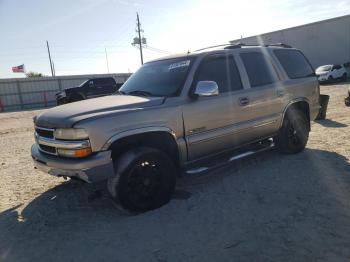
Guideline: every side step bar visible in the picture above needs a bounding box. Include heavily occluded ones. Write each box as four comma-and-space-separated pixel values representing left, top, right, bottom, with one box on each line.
185, 139, 275, 175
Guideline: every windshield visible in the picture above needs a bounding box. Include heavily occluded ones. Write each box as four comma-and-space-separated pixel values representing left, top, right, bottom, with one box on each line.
79, 80, 89, 87
316, 65, 332, 72
119, 57, 194, 97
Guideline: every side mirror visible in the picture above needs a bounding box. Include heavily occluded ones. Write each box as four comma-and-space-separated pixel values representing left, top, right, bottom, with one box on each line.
88, 81, 94, 88
193, 81, 219, 97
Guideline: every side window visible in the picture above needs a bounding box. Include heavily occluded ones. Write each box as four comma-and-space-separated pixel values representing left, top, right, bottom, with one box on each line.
107, 78, 116, 85
240, 52, 277, 87
273, 49, 314, 79
94, 79, 105, 87
195, 56, 243, 93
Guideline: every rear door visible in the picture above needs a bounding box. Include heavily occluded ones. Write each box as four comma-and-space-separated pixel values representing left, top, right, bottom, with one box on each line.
90, 78, 112, 97
234, 50, 282, 141
104, 78, 118, 94
333, 65, 343, 78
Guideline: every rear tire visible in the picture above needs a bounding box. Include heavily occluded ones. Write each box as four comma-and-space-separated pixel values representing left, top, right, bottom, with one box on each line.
107, 147, 176, 212
341, 73, 347, 82
275, 109, 309, 154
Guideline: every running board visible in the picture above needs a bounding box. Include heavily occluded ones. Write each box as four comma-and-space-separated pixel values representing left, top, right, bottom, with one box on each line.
185, 140, 275, 175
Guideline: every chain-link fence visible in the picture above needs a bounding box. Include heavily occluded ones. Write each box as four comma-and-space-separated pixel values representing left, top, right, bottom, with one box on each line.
0, 73, 131, 112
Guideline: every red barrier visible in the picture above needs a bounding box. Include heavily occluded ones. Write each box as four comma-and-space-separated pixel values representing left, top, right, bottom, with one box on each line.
43, 92, 48, 107
0, 97, 3, 112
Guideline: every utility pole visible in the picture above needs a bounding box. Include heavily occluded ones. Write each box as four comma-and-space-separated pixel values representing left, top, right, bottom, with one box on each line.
105, 48, 110, 73
131, 13, 146, 65
46, 40, 54, 77
136, 13, 143, 65
52, 61, 56, 77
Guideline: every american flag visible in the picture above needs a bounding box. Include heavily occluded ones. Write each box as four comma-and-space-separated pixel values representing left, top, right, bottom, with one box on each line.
12, 64, 25, 73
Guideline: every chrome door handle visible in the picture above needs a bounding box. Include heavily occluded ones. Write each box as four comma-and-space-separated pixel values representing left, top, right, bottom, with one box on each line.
239, 97, 249, 106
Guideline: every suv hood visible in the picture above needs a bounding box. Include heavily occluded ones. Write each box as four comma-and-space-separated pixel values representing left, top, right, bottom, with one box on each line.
35, 95, 165, 128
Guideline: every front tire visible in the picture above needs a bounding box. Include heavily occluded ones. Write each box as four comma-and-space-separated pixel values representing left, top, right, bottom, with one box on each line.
68, 94, 84, 103
275, 109, 309, 154
107, 147, 176, 212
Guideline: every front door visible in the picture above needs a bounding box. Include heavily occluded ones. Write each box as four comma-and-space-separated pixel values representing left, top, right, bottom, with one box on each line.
182, 54, 247, 161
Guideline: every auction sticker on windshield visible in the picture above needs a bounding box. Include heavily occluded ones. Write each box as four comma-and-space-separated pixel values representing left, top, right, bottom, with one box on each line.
169, 60, 190, 70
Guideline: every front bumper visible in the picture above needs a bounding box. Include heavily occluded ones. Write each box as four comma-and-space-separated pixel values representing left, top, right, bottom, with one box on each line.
317, 75, 329, 82
55, 92, 67, 105
31, 144, 114, 183
56, 96, 67, 105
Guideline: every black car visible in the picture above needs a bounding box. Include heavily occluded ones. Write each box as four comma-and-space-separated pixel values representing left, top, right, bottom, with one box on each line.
56, 77, 123, 105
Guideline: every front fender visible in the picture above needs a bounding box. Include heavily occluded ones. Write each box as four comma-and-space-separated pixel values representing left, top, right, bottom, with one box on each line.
100, 127, 188, 165
101, 126, 176, 150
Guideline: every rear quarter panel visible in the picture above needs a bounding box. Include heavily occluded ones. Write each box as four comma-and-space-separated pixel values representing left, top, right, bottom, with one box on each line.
279, 77, 320, 122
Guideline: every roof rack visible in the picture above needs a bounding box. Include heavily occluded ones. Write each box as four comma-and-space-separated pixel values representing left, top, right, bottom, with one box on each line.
263, 43, 292, 48
193, 42, 292, 52
193, 44, 233, 52
224, 43, 259, 49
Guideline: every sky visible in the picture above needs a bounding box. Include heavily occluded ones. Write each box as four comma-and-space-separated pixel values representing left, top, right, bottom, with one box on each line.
1, 0, 350, 78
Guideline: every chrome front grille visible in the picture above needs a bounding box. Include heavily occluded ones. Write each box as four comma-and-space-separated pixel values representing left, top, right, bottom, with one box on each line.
34, 126, 91, 156
35, 126, 57, 155
39, 144, 57, 155
35, 126, 54, 139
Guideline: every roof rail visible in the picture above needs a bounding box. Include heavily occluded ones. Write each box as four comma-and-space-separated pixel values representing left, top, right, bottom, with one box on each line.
193, 44, 232, 52
224, 43, 264, 49
263, 43, 292, 48
192, 42, 292, 52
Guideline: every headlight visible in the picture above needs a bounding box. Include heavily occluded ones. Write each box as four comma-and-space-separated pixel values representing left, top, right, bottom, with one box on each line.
57, 148, 92, 158
56, 91, 66, 98
54, 128, 89, 140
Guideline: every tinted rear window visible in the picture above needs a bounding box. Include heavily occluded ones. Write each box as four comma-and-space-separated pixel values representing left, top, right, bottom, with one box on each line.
240, 52, 277, 87
274, 49, 314, 79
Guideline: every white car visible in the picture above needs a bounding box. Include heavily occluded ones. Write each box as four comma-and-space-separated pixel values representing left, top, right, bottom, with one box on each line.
315, 64, 347, 83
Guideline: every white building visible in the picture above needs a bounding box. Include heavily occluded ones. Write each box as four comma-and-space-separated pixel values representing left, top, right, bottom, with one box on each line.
230, 14, 350, 68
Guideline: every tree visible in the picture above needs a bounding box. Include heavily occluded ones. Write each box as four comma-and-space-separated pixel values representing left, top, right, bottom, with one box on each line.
25, 71, 44, 77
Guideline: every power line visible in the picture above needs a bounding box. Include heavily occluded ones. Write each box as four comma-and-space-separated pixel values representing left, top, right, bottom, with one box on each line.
144, 45, 173, 54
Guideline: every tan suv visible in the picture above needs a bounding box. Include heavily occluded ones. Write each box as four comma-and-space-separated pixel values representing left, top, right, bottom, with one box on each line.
31, 43, 320, 212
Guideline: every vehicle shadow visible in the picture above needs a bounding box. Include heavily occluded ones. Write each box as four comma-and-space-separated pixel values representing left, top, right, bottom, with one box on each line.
1, 148, 350, 261
315, 118, 348, 128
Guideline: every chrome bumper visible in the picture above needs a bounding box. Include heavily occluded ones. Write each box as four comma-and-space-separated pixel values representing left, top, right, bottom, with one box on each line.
31, 144, 114, 183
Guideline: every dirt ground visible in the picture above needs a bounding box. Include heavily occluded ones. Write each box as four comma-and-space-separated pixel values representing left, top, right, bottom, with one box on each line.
1, 83, 350, 262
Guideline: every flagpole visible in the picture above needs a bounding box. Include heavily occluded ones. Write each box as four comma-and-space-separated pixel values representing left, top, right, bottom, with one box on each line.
105, 48, 110, 73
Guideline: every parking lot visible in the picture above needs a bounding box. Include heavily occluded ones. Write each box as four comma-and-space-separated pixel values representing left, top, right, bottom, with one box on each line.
1, 83, 350, 261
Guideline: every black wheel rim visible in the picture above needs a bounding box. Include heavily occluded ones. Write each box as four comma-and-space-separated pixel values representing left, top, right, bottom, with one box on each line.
127, 159, 162, 207
288, 122, 300, 145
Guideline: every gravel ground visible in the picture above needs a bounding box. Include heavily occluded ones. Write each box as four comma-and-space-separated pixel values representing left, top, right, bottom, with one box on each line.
1, 83, 350, 262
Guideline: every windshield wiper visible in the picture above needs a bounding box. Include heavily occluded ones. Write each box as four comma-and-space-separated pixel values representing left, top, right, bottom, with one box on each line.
127, 90, 155, 97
